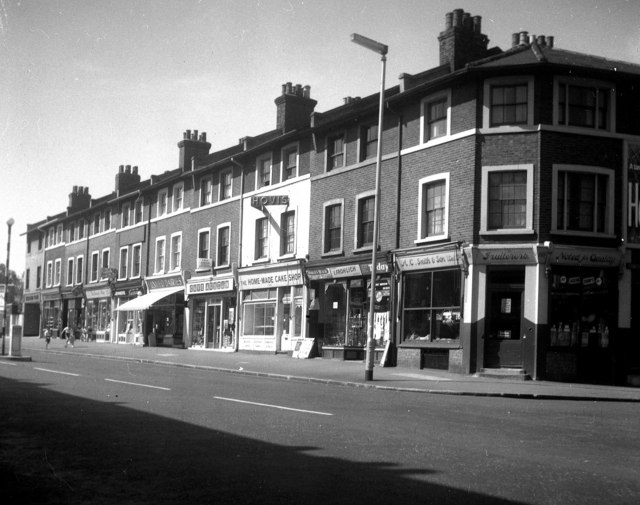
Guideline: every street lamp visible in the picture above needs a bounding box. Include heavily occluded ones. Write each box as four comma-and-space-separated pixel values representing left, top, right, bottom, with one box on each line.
351, 33, 387, 381
2, 217, 14, 356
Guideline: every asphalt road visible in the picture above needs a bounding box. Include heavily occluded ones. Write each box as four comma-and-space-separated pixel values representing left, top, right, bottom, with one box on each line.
1, 350, 639, 505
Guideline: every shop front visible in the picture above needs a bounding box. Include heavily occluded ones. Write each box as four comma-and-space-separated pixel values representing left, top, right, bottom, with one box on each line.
114, 283, 144, 345
23, 292, 41, 337
41, 290, 62, 337
394, 245, 465, 372
85, 285, 113, 342
186, 275, 236, 351
238, 262, 305, 353
545, 245, 622, 384
116, 273, 185, 348
306, 259, 392, 361
62, 285, 84, 337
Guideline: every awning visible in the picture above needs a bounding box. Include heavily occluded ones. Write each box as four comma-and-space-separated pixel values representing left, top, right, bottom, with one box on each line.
115, 286, 183, 311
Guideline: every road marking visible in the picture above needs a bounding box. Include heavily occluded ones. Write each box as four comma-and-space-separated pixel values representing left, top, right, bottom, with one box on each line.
34, 367, 80, 377
213, 396, 333, 416
0, 361, 18, 366
105, 378, 171, 391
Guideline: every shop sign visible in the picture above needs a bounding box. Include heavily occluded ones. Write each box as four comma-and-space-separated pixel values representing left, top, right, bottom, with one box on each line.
24, 292, 41, 303
41, 291, 62, 301
329, 264, 362, 278
250, 195, 289, 210
146, 274, 183, 291
360, 261, 394, 275
306, 267, 331, 280
239, 266, 303, 290
628, 143, 640, 245
396, 250, 458, 271
477, 247, 537, 265
187, 277, 234, 295
551, 248, 620, 267
85, 287, 112, 299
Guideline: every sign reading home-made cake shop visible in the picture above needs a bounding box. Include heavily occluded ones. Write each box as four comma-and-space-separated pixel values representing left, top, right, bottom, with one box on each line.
239, 266, 303, 290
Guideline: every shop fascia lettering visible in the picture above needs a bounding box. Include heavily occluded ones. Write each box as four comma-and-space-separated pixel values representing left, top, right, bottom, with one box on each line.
187, 277, 233, 295
552, 250, 620, 267
146, 274, 183, 291
397, 251, 457, 270
240, 268, 302, 289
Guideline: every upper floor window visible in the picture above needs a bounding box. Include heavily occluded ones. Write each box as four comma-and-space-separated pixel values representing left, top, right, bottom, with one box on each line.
255, 218, 269, 260
56, 224, 63, 244
66, 258, 74, 286
217, 224, 230, 267
157, 189, 169, 217
220, 170, 232, 201
552, 165, 614, 235
173, 183, 184, 211
556, 80, 613, 131
76, 256, 83, 284
93, 213, 101, 235
155, 238, 166, 274
119, 247, 129, 280
481, 165, 534, 234
483, 76, 534, 128
323, 200, 343, 254
131, 244, 142, 278
257, 156, 271, 189
282, 145, 298, 181
280, 211, 295, 255
25, 269, 30, 290
54, 259, 61, 286
198, 229, 210, 260
104, 209, 111, 230
201, 177, 213, 206
327, 134, 345, 171
418, 174, 449, 242
422, 90, 450, 142
134, 199, 144, 224
170, 233, 182, 271
77, 220, 85, 240
356, 194, 375, 249
122, 203, 130, 228
36, 265, 42, 288
46, 261, 53, 287
360, 125, 378, 161
47, 227, 55, 247
101, 249, 110, 279
68, 222, 76, 243
91, 252, 99, 282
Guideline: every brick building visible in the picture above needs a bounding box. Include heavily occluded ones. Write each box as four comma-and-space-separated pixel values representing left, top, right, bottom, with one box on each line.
24, 8, 640, 384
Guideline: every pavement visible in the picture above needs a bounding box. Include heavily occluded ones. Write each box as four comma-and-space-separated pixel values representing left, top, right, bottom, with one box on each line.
6, 336, 640, 402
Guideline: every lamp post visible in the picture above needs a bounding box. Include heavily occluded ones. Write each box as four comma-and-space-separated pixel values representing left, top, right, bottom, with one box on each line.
351, 33, 387, 381
2, 217, 14, 356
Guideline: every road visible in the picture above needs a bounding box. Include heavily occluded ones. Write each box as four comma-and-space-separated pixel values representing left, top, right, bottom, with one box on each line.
1, 349, 639, 505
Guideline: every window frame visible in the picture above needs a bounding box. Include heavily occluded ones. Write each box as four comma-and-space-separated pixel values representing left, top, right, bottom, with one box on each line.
173, 182, 184, 212
37, 265, 42, 288
355, 191, 376, 250
46, 261, 53, 287
551, 164, 615, 237
170, 232, 182, 271
76, 255, 84, 284
200, 176, 213, 206
104, 208, 111, 231
130, 244, 142, 279
53, 258, 62, 287
281, 144, 299, 182
118, 246, 129, 280
68, 222, 76, 243
280, 210, 296, 257
326, 133, 345, 172
155, 237, 166, 274
256, 155, 272, 189
553, 77, 615, 132
90, 251, 99, 283
219, 170, 232, 201
254, 217, 269, 261
481, 164, 534, 235
322, 199, 344, 255
66, 257, 74, 287
134, 199, 144, 224
483, 76, 534, 129
197, 228, 210, 261
157, 189, 169, 217
100, 248, 110, 279
417, 173, 450, 243
121, 202, 131, 228
56, 224, 63, 244
93, 214, 101, 235
217, 223, 231, 268
421, 89, 451, 142
359, 124, 378, 162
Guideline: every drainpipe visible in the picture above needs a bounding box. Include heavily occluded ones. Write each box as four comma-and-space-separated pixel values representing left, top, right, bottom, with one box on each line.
230, 157, 244, 352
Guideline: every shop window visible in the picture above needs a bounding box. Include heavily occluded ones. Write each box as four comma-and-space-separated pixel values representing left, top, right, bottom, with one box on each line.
422, 91, 450, 142
323, 200, 343, 254
119, 247, 129, 280
131, 244, 141, 278
121, 203, 130, 228
257, 155, 271, 189
76, 256, 83, 284
483, 76, 534, 128
220, 170, 232, 201
322, 282, 347, 345
217, 225, 230, 267
134, 199, 143, 224
255, 218, 268, 260
37, 266, 42, 289
157, 189, 168, 217
91, 252, 99, 282
191, 299, 206, 347
481, 165, 534, 235
360, 124, 378, 161
54, 259, 61, 286
173, 183, 184, 211
402, 270, 461, 342
282, 145, 298, 181
243, 289, 277, 336
155, 238, 166, 274
552, 165, 614, 236
356, 194, 375, 249
170, 233, 182, 271
417, 174, 449, 242
280, 211, 295, 256
67, 258, 74, 286
556, 79, 614, 131
200, 177, 213, 206
327, 134, 345, 171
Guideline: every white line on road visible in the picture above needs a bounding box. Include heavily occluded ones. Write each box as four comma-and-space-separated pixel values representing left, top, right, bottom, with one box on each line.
214, 396, 333, 416
0, 361, 17, 366
105, 378, 171, 391
34, 367, 80, 377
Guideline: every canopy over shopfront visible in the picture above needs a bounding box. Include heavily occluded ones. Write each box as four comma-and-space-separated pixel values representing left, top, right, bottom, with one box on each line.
115, 286, 183, 311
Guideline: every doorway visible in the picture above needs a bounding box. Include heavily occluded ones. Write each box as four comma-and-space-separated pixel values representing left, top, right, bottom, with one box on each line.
206, 304, 221, 349
484, 269, 525, 368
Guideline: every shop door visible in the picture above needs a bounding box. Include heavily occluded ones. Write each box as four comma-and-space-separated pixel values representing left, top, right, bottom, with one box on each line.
484, 274, 525, 369
206, 304, 221, 349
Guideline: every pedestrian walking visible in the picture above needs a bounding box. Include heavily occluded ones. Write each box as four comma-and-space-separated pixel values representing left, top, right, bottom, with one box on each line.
44, 328, 51, 350
62, 326, 74, 348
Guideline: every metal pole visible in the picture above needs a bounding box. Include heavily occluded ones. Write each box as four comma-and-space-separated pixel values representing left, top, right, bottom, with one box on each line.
365, 54, 386, 381
2, 218, 14, 356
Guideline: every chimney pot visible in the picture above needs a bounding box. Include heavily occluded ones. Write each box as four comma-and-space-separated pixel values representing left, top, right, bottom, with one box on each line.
452, 8, 463, 27
186, 129, 191, 139
472, 15, 481, 33
512, 33, 519, 47
133, 166, 138, 175
303, 85, 311, 98
84, 187, 89, 195
295, 84, 302, 96
73, 185, 78, 193
286, 82, 292, 94
281, 83, 287, 95
462, 12, 471, 30
119, 165, 124, 173
519, 31, 529, 45
537, 35, 546, 46
547, 35, 554, 48
192, 129, 197, 140
445, 12, 453, 29
125, 165, 131, 173
201, 132, 207, 142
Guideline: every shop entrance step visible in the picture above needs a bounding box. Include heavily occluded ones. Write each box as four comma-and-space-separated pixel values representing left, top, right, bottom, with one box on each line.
475, 368, 530, 381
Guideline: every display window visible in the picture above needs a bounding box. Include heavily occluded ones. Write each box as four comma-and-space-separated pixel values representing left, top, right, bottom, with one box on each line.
402, 269, 461, 342
190, 296, 235, 349
243, 289, 277, 336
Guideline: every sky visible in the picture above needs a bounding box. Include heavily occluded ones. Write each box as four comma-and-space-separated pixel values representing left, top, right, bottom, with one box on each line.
2, 0, 639, 275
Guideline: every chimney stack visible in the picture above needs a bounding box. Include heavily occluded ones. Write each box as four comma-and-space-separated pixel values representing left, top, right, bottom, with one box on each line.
68, 185, 91, 212
438, 9, 489, 71
275, 82, 317, 133
178, 129, 211, 171
115, 163, 141, 195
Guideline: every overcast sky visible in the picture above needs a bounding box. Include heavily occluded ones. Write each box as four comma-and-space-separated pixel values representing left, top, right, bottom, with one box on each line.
2, 0, 639, 275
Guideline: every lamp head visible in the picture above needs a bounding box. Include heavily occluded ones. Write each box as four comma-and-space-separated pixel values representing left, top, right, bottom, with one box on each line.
351, 33, 388, 55
6, 218, 14, 227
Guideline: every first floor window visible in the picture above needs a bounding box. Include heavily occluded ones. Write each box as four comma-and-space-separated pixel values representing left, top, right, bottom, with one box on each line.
402, 270, 461, 342
201, 177, 213, 206
488, 171, 527, 229
556, 168, 610, 233
67, 258, 74, 286
173, 184, 184, 211
119, 247, 129, 279
257, 157, 271, 188
198, 230, 210, 259
255, 218, 268, 259
91, 253, 99, 282
37, 266, 42, 288
25, 269, 30, 290
155, 239, 165, 273
425, 98, 447, 140
280, 211, 295, 255
558, 82, 610, 130
76, 257, 83, 284
134, 200, 143, 224
361, 125, 378, 161
218, 226, 230, 266
327, 135, 344, 171
158, 190, 168, 216
104, 209, 111, 230
282, 147, 297, 180
121, 203, 130, 227
324, 203, 342, 253
220, 171, 232, 200
54, 259, 61, 286
357, 196, 375, 248
491, 84, 528, 126
46, 261, 53, 287
170, 234, 182, 270
131, 245, 142, 278
101, 250, 110, 278
422, 179, 446, 238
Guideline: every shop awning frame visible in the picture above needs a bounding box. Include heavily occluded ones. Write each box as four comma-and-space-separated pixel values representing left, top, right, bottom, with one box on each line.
115, 286, 183, 311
